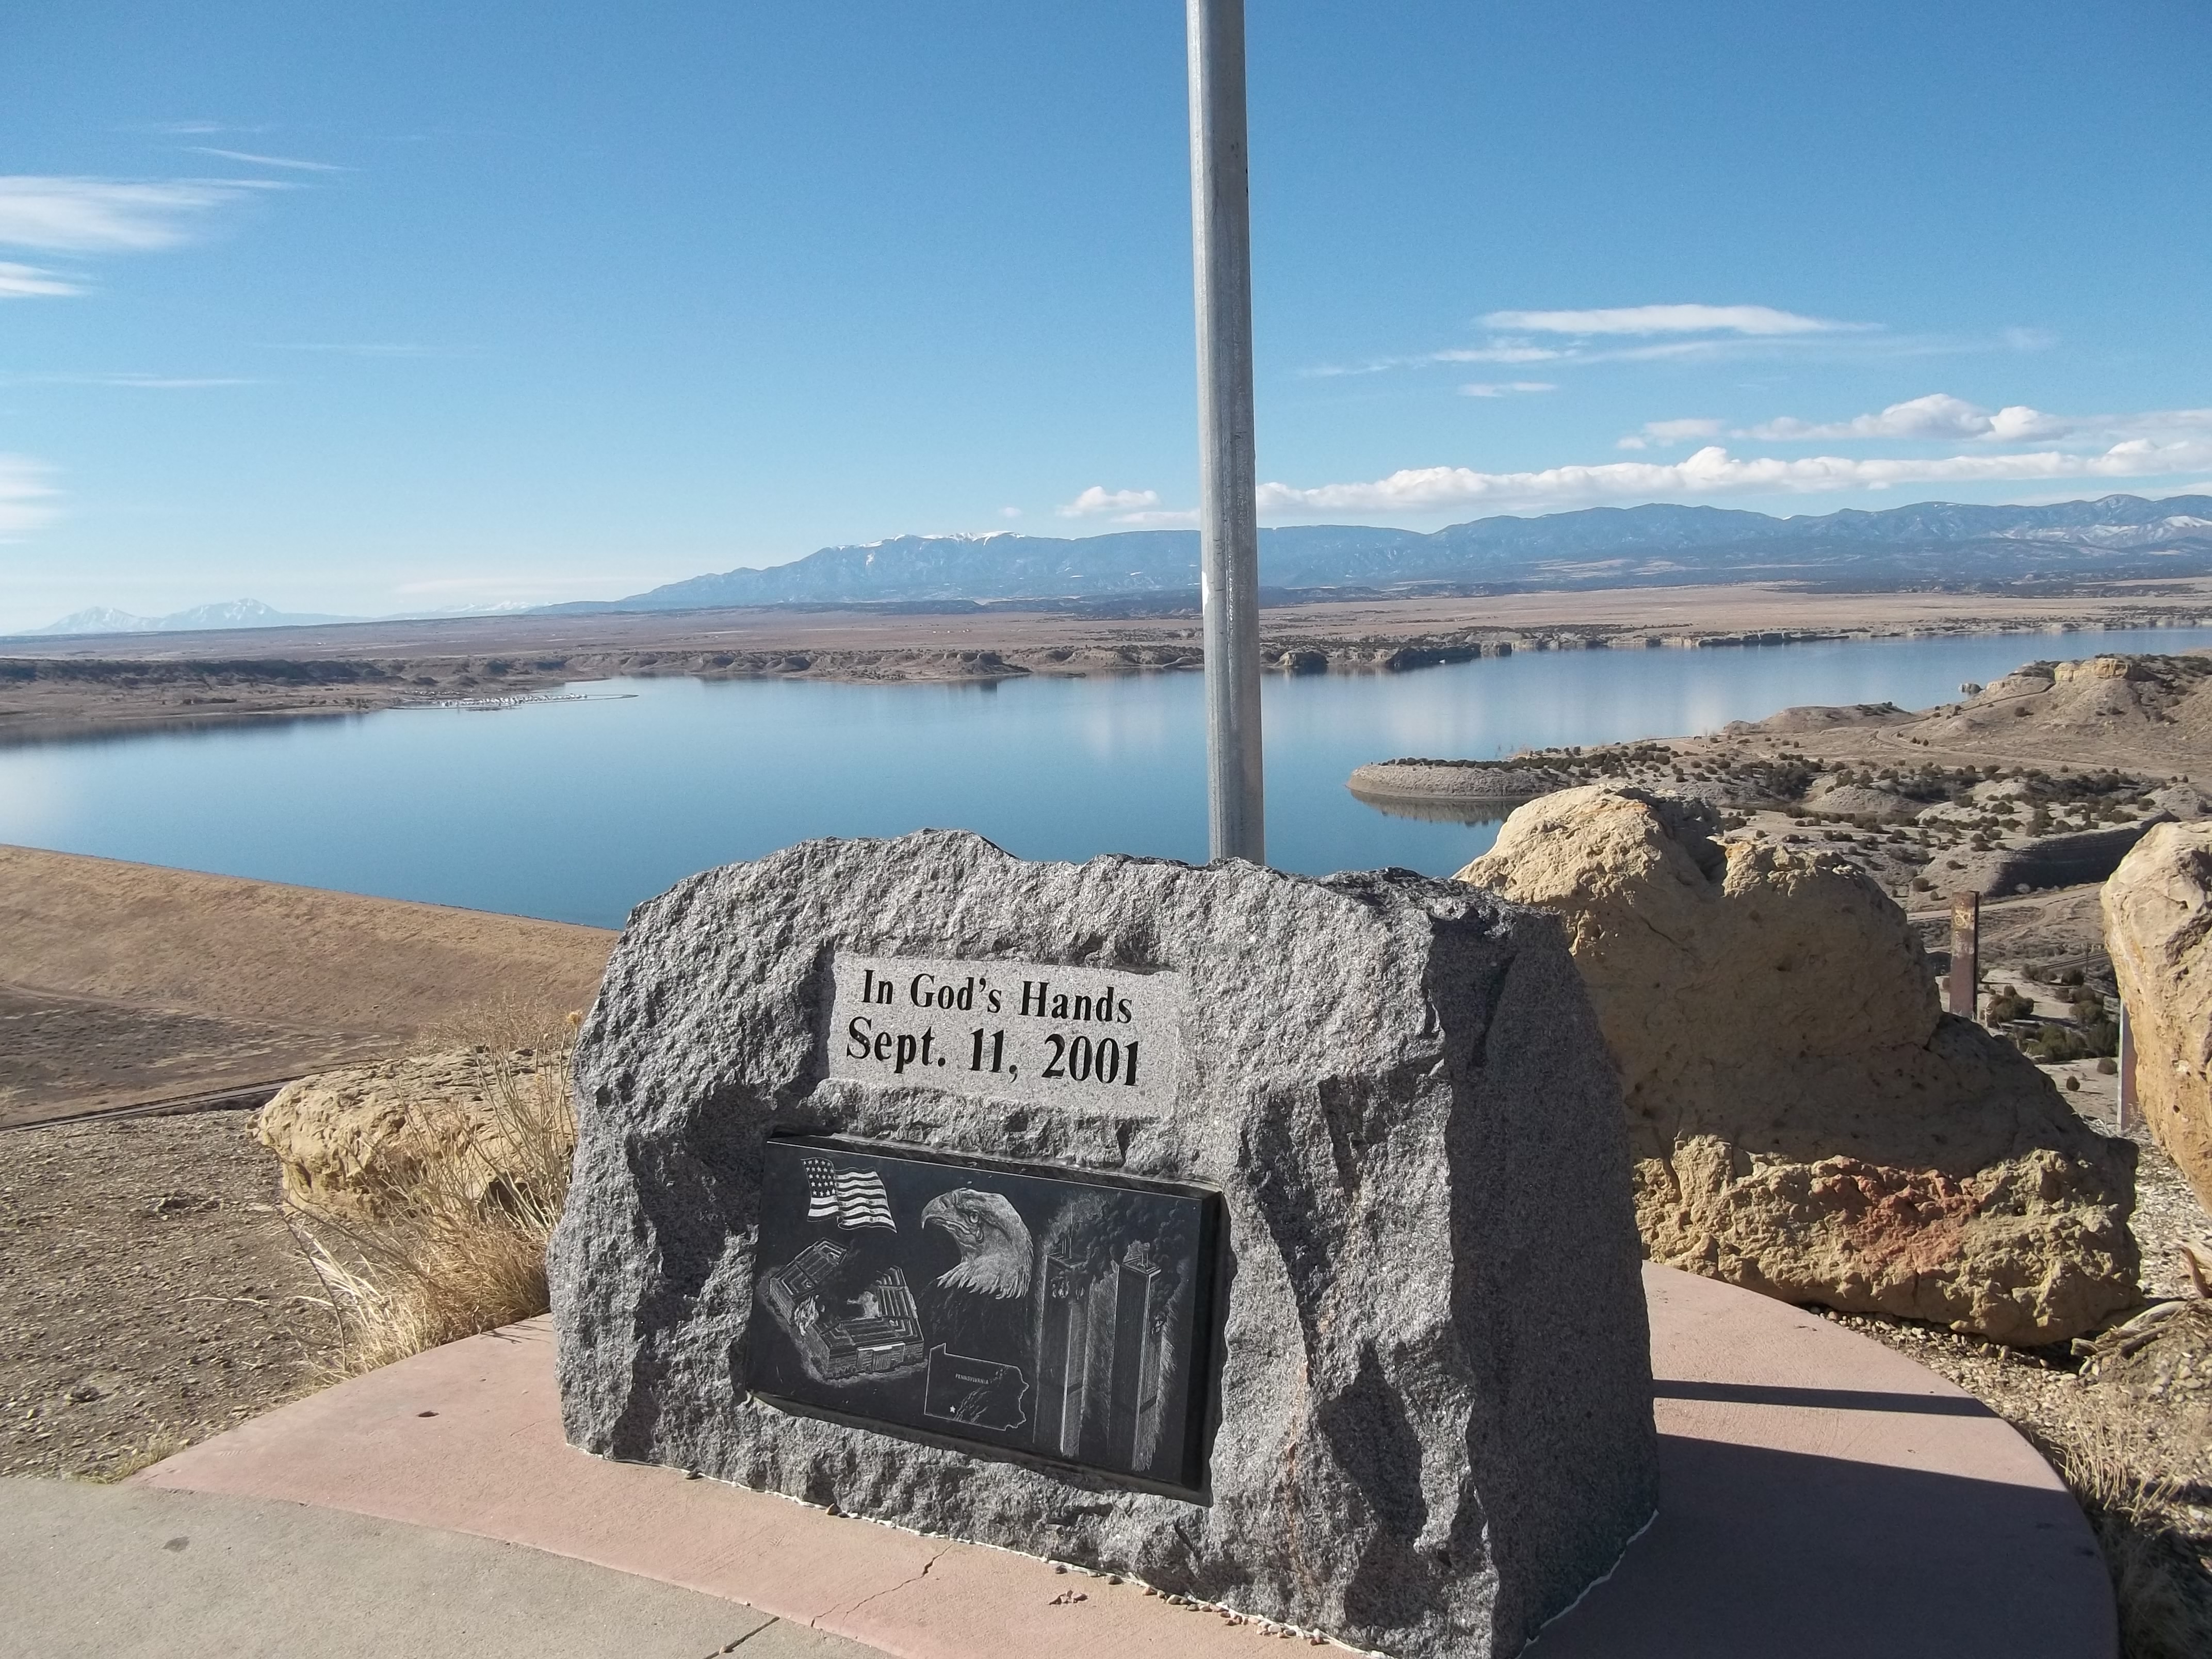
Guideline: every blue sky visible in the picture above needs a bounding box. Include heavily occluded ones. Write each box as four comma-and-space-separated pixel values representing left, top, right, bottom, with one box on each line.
2, 1, 2208, 630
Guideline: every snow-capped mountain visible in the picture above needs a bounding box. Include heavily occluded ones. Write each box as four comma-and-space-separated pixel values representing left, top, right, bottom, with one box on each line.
551, 493, 2212, 612
28, 598, 357, 636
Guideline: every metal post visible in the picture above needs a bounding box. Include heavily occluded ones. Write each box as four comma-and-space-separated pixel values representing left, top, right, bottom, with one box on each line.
1186, 0, 1264, 864
2117, 1001, 2135, 1134
1947, 892, 1980, 1020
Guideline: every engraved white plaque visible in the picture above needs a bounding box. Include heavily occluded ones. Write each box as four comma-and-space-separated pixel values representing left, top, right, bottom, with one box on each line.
826, 954, 1183, 1116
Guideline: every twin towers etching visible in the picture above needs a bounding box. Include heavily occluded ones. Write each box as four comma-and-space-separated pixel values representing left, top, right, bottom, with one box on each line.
747, 1136, 1218, 1493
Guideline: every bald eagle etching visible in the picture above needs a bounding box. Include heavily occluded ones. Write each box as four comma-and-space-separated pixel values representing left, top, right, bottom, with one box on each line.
919, 1188, 1033, 1300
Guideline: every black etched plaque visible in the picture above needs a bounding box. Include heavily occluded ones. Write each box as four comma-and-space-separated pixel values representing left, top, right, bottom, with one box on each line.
746, 1135, 1218, 1495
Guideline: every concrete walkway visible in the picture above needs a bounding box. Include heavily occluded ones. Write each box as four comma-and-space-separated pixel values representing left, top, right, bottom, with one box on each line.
3, 1477, 880, 1659
56, 1265, 2113, 1658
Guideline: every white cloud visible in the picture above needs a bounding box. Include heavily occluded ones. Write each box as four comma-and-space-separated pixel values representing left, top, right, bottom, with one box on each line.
1743, 393, 2067, 442
1480, 304, 1862, 337
0, 261, 80, 298
1111, 508, 1200, 529
1618, 417, 1725, 450
0, 175, 276, 252
1719, 395, 2211, 447
0, 455, 61, 539
1459, 381, 1556, 398
998, 506, 1022, 519
1430, 344, 1562, 365
1308, 308, 2064, 384
1253, 437, 2212, 518
1058, 485, 1162, 518
188, 148, 345, 173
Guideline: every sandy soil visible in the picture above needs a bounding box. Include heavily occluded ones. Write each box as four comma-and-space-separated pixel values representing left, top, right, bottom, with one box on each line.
0, 846, 613, 1126
0, 1107, 328, 1479
5, 578, 2209, 743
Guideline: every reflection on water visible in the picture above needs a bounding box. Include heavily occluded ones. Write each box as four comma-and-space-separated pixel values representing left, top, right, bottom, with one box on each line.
1344, 789, 1517, 826
0, 625, 2206, 926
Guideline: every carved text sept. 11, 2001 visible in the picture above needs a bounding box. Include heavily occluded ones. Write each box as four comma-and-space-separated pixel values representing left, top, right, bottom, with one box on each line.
826, 954, 1185, 1116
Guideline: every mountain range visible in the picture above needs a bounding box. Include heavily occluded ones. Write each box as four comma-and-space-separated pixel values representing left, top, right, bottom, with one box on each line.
28, 599, 358, 636
20, 494, 2212, 637
563, 493, 2212, 612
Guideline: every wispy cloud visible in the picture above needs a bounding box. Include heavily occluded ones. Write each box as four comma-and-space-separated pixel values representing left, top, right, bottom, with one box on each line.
0, 371, 258, 389
1299, 303, 2043, 380
0, 175, 282, 253
998, 506, 1022, 519
0, 455, 61, 539
1459, 381, 1555, 398
1481, 303, 1863, 337
1058, 485, 1162, 518
0, 261, 81, 299
1618, 417, 1725, 450
1253, 437, 2212, 518
188, 147, 346, 173
1619, 395, 2212, 450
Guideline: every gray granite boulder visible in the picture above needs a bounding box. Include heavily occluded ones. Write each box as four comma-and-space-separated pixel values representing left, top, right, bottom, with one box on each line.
550, 829, 1656, 1658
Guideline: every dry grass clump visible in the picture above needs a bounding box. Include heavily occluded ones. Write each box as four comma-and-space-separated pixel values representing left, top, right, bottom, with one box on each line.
291, 1018, 579, 1376
2032, 1414, 2212, 1659
85, 1433, 194, 1484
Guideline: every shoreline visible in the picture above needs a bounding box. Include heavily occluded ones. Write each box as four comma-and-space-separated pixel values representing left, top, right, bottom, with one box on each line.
5, 579, 2210, 745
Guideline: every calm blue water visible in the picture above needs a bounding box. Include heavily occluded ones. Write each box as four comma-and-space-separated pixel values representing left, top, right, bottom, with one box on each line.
4, 626, 2206, 928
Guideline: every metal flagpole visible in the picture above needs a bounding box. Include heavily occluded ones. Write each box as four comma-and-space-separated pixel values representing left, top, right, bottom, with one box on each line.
2117, 1000, 2135, 1134
1186, 0, 1265, 864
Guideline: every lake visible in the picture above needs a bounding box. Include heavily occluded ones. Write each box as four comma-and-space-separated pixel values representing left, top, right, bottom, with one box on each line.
3, 625, 2206, 928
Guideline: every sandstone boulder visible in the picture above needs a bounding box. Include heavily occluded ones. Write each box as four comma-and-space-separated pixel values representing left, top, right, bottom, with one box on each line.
253, 1048, 573, 1217
1457, 786, 2139, 1343
2103, 822, 2212, 1209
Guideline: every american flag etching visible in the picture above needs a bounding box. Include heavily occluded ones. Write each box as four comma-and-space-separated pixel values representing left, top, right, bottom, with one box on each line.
802, 1156, 897, 1232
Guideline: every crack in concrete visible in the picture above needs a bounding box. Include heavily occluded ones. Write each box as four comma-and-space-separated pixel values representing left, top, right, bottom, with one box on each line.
711, 1613, 789, 1653
812, 1543, 952, 1627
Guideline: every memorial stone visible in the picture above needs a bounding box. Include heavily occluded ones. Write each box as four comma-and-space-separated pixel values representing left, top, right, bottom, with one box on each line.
550, 829, 1657, 1658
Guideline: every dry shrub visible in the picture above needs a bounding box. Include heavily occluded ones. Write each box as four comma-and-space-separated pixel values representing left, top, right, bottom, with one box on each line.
292, 1018, 580, 1376
2030, 1415, 2212, 1659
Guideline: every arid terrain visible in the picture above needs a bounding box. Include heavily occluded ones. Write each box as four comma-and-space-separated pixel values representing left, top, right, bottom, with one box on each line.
4, 577, 2208, 743
0, 1107, 328, 1480
3, 622, 2207, 1640
1361, 648, 2210, 914
0, 846, 613, 1126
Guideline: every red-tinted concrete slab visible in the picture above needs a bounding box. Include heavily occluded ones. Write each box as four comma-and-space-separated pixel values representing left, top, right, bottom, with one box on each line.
136, 1321, 1281, 1658
1529, 1268, 2115, 1657
138, 1267, 2116, 1658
